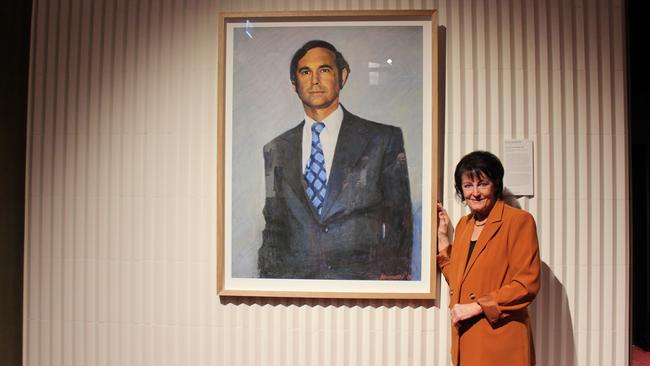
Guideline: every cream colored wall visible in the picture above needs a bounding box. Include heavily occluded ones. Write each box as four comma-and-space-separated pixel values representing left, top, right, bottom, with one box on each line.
23, 0, 628, 365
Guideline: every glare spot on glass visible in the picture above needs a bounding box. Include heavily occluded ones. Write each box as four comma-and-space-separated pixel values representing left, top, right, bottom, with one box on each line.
387, 59, 393, 65
245, 20, 253, 39
369, 71, 379, 85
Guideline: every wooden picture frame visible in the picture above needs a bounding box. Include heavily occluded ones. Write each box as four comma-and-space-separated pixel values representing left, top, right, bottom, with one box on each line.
217, 10, 439, 299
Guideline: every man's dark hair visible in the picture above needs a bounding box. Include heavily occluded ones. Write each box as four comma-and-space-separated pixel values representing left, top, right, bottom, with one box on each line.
453, 150, 505, 201
289, 40, 350, 88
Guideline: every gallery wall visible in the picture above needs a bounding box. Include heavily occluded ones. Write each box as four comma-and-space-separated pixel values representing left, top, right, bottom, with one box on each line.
23, 0, 628, 365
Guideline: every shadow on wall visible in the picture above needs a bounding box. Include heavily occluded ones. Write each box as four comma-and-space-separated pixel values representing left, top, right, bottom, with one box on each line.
530, 262, 577, 366
219, 295, 438, 309
503, 195, 576, 365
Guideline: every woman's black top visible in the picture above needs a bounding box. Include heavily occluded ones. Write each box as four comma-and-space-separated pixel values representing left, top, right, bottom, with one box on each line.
464, 240, 477, 270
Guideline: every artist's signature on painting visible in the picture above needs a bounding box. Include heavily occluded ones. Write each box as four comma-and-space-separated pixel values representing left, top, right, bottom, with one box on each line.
379, 273, 413, 280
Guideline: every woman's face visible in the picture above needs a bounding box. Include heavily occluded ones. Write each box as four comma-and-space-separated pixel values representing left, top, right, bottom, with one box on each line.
461, 172, 496, 219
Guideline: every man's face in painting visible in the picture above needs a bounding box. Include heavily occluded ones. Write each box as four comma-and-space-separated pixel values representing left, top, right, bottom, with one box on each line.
293, 47, 348, 113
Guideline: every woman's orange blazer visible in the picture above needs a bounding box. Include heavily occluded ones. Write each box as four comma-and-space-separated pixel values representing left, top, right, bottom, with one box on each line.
438, 200, 541, 365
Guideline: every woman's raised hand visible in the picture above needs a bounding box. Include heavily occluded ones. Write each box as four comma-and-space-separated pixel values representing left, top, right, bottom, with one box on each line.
437, 202, 452, 251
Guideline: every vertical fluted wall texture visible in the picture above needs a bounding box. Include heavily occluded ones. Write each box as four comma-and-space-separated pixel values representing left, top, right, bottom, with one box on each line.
23, 0, 628, 365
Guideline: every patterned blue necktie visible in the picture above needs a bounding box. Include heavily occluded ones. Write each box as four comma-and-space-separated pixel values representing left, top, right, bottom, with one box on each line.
304, 122, 327, 215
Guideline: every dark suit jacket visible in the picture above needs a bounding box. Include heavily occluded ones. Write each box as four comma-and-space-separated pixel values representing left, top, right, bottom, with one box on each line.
258, 107, 413, 280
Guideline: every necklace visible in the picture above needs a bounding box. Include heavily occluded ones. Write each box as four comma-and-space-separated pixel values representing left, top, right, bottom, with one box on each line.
474, 218, 487, 227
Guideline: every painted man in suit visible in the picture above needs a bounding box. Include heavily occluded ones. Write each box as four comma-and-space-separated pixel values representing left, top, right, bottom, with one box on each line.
257, 40, 413, 280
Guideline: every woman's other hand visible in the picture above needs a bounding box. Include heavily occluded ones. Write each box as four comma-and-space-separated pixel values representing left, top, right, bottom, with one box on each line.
450, 302, 483, 326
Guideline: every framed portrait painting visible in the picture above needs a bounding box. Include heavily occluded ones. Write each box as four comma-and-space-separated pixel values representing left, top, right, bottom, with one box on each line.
217, 10, 440, 299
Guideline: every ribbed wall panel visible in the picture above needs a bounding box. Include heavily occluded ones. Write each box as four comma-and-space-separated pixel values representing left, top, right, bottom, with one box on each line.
23, 0, 628, 365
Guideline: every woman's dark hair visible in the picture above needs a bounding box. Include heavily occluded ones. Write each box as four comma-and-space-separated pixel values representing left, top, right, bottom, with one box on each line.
453, 150, 505, 201
289, 40, 350, 88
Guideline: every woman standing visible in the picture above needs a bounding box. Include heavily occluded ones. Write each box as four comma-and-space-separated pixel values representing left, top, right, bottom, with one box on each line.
437, 151, 541, 365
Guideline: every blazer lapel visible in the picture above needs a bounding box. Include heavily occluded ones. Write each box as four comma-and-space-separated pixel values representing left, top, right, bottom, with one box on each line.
460, 200, 505, 283
321, 110, 370, 220
454, 216, 474, 289
277, 121, 319, 217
